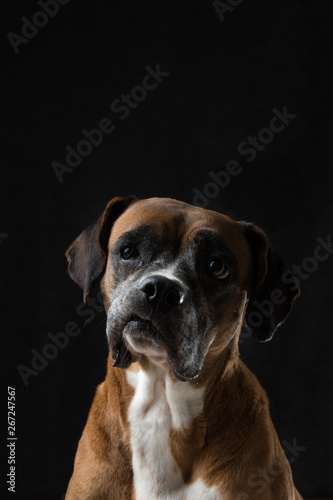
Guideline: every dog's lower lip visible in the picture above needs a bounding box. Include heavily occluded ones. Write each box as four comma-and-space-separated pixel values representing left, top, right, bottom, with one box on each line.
123, 314, 155, 338
127, 315, 154, 330
123, 315, 163, 351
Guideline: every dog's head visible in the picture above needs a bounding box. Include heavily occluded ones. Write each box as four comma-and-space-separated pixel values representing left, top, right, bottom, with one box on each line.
65, 196, 300, 381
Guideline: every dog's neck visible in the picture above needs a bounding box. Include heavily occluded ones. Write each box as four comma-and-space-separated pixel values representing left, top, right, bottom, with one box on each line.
118, 353, 237, 499
103, 334, 241, 499
105, 329, 241, 431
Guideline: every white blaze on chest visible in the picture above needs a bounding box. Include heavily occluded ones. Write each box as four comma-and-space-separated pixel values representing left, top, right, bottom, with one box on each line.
126, 366, 222, 500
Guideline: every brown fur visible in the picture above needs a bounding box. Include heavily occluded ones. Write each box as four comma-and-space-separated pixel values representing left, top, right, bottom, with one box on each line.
65, 197, 302, 500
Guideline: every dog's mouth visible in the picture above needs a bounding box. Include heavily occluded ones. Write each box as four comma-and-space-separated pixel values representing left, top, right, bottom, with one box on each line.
112, 315, 165, 369
110, 314, 202, 382
124, 314, 156, 334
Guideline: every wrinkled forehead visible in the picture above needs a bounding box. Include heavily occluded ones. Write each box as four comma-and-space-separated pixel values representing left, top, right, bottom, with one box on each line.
109, 198, 251, 263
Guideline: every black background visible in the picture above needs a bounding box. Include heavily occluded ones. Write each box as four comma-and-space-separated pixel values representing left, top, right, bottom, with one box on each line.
2, 1, 332, 498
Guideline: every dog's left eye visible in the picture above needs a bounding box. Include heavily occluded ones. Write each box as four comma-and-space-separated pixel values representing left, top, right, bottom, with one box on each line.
209, 258, 229, 279
121, 246, 140, 260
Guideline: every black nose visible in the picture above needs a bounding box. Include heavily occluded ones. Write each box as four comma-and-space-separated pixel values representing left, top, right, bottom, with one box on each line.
139, 275, 185, 309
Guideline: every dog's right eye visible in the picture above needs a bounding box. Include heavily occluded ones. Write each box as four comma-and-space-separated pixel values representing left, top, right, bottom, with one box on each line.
121, 246, 140, 260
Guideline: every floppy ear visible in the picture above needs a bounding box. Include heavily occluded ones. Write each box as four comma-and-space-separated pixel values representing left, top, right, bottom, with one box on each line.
243, 223, 300, 342
65, 196, 137, 302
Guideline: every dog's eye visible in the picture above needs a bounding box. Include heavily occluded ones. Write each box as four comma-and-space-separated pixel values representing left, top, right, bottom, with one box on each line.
121, 246, 140, 260
209, 258, 229, 279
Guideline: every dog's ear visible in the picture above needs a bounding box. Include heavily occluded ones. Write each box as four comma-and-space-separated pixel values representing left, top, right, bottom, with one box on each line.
242, 223, 300, 342
65, 196, 137, 302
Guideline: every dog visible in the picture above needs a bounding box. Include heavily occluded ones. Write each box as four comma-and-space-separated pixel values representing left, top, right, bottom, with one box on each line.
64, 196, 302, 500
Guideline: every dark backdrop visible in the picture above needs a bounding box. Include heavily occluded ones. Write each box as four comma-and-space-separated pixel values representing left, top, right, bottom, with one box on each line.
2, 1, 332, 498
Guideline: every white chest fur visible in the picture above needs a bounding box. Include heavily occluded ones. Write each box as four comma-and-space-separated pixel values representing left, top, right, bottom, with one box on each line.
126, 366, 222, 500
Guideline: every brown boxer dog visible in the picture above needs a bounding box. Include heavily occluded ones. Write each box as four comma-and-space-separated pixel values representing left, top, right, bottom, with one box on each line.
64, 196, 303, 500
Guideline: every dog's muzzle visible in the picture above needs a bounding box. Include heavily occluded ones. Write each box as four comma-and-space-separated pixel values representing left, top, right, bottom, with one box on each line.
110, 273, 188, 371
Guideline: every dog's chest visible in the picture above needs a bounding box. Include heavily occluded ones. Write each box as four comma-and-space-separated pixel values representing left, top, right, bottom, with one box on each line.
126, 367, 222, 500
